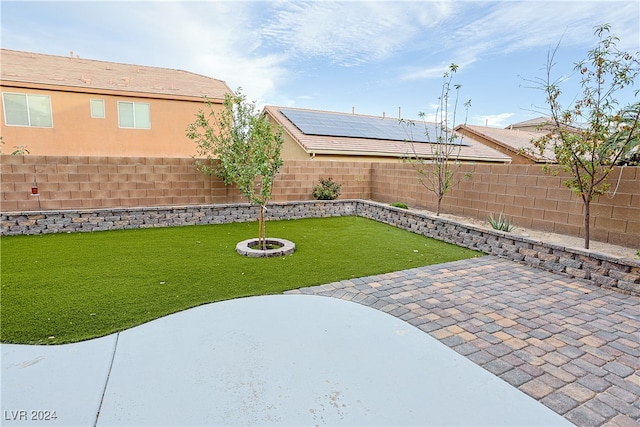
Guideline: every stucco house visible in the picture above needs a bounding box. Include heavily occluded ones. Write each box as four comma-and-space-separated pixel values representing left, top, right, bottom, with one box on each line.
0, 49, 231, 157
264, 106, 511, 163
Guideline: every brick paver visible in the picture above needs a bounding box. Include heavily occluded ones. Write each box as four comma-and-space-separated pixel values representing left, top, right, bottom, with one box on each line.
285, 256, 640, 426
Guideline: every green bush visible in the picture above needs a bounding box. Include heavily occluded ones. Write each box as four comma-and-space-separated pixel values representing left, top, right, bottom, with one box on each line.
312, 177, 342, 200
390, 202, 408, 209
488, 212, 514, 232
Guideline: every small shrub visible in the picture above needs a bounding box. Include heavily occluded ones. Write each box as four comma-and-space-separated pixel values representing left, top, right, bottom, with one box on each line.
488, 212, 514, 232
11, 145, 29, 155
390, 202, 408, 209
312, 177, 342, 200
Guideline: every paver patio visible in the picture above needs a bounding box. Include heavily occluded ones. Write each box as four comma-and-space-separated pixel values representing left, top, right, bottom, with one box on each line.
286, 255, 640, 427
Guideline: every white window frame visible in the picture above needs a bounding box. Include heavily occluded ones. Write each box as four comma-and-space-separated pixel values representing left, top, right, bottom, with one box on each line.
90, 99, 105, 118
2, 92, 53, 128
117, 101, 150, 129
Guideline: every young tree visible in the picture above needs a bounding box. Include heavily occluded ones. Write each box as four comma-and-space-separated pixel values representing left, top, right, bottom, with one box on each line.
404, 63, 471, 216
186, 89, 284, 250
530, 24, 639, 249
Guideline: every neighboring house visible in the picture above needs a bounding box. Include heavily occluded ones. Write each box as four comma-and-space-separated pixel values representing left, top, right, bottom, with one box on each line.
505, 116, 555, 132
0, 49, 231, 157
264, 106, 511, 163
503, 116, 638, 165
455, 124, 556, 164
507, 116, 584, 133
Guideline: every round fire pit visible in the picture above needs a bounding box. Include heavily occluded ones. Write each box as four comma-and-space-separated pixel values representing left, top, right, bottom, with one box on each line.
235, 238, 296, 258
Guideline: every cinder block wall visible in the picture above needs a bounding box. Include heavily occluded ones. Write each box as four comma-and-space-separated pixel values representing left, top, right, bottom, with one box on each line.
271, 160, 371, 202
0, 156, 371, 210
371, 163, 640, 248
1, 155, 638, 247
1, 156, 224, 210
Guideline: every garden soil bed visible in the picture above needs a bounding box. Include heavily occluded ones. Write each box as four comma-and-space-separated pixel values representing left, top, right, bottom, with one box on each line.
415, 209, 637, 260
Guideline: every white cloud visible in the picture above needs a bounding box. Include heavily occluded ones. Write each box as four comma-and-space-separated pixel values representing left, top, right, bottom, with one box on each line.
401, 1, 639, 82
471, 113, 515, 128
401, 63, 452, 81
401, 57, 477, 81
127, 2, 289, 105
450, 1, 639, 53
263, 1, 455, 67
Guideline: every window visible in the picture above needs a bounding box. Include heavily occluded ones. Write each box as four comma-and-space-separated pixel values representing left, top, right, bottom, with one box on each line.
90, 99, 105, 118
2, 93, 53, 127
117, 101, 150, 129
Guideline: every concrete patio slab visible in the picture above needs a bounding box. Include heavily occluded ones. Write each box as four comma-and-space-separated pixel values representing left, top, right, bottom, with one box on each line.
2, 295, 570, 426
1, 334, 116, 426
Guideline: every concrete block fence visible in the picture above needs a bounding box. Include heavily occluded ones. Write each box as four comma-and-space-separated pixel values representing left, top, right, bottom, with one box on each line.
2, 155, 638, 247
2, 199, 638, 296
0, 155, 371, 211
371, 162, 640, 248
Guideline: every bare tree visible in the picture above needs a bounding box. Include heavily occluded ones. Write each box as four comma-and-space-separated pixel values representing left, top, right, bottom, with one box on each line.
404, 63, 471, 216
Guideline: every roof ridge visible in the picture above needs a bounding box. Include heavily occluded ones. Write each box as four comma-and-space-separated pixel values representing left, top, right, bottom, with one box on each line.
1, 48, 231, 99
463, 124, 541, 134
0, 48, 228, 84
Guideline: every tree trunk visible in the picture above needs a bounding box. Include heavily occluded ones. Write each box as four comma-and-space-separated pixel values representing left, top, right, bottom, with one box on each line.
583, 199, 590, 249
436, 195, 442, 216
258, 204, 266, 250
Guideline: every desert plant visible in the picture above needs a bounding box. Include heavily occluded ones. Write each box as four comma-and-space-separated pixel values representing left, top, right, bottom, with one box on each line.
488, 212, 514, 232
390, 202, 409, 209
312, 177, 342, 200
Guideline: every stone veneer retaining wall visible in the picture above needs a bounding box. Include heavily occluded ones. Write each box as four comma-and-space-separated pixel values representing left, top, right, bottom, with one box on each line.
2, 200, 638, 296
357, 201, 640, 296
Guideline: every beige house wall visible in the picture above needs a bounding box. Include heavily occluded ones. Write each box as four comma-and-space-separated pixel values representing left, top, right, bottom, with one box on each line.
274, 121, 311, 161
0, 84, 222, 158
1, 155, 638, 248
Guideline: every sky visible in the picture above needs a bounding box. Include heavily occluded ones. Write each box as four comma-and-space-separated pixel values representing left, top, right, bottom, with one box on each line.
2, 1, 639, 127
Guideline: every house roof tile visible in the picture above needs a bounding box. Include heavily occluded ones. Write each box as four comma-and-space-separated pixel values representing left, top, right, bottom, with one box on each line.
266, 106, 511, 163
0, 49, 231, 100
458, 124, 556, 162
506, 116, 552, 129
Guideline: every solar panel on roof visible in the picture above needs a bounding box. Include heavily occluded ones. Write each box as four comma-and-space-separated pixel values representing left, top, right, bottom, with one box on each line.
279, 109, 467, 145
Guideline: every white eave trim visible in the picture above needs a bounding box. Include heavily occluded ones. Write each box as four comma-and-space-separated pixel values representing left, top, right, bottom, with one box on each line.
308, 148, 511, 163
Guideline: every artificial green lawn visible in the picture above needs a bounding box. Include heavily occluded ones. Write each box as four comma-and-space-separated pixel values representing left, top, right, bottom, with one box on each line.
1, 216, 481, 344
